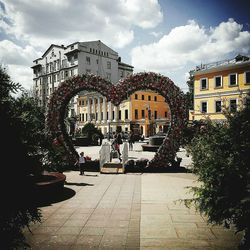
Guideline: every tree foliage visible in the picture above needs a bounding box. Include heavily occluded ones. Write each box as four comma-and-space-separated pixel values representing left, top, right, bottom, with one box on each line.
0, 66, 42, 249
186, 97, 250, 249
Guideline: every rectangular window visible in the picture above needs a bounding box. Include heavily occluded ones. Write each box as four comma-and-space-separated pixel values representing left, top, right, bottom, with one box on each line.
141, 110, 145, 118
101, 112, 103, 120
229, 73, 237, 86
148, 95, 151, 101
82, 113, 85, 121
201, 101, 207, 113
135, 109, 138, 119
135, 94, 138, 99
86, 57, 91, 65
148, 110, 151, 119
165, 111, 167, 118
245, 71, 250, 84
96, 113, 98, 120
106, 73, 111, 80
214, 76, 222, 88
215, 100, 222, 113
154, 96, 157, 101
125, 109, 128, 119
112, 111, 114, 120
200, 78, 208, 90
119, 110, 121, 120
74, 54, 78, 60
142, 95, 144, 100
154, 111, 157, 119
107, 61, 111, 69
230, 99, 237, 112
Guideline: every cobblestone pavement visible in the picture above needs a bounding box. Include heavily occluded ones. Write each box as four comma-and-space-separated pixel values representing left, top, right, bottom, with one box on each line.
24, 171, 242, 249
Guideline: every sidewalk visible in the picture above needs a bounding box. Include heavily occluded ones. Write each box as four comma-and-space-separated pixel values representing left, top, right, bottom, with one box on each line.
24, 171, 241, 249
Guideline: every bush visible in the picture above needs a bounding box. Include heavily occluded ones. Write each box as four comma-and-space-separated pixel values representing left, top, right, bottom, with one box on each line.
0, 67, 41, 249
185, 97, 250, 249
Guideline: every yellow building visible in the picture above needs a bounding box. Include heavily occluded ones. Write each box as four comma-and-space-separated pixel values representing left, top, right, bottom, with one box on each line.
129, 90, 170, 137
76, 90, 170, 137
191, 54, 250, 121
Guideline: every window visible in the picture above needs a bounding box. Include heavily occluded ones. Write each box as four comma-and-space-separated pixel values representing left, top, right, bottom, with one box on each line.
201, 101, 207, 113
135, 109, 138, 119
101, 112, 103, 120
215, 100, 222, 113
200, 78, 208, 90
214, 76, 222, 88
135, 94, 138, 99
119, 110, 121, 120
86, 56, 91, 65
96, 59, 99, 64
107, 61, 111, 69
86, 113, 88, 120
74, 54, 78, 60
71, 45, 74, 50
106, 73, 111, 80
148, 110, 151, 119
125, 109, 128, 119
245, 71, 250, 84
230, 99, 237, 112
112, 111, 114, 120
141, 110, 145, 119
148, 95, 151, 101
142, 95, 144, 100
154, 96, 157, 101
229, 73, 237, 86
165, 111, 168, 118
154, 111, 157, 119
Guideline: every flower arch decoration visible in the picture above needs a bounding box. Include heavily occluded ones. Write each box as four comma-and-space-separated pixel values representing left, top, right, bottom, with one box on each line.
46, 72, 188, 167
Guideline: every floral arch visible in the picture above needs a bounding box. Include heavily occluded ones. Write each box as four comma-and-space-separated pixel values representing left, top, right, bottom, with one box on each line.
46, 72, 188, 168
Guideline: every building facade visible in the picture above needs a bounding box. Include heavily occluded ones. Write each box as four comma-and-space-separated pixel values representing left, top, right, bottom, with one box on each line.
190, 54, 250, 121
31, 40, 133, 108
77, 90, 170, 137
32, 40, 170, 137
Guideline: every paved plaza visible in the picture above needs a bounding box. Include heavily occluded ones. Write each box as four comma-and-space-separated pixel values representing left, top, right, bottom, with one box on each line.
24, 171, 242, 249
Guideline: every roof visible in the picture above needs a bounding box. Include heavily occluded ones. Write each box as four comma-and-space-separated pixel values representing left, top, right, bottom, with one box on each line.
193, 54, 250, 75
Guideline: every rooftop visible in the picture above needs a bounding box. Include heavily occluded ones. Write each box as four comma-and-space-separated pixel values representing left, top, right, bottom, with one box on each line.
194, 54, 250, 72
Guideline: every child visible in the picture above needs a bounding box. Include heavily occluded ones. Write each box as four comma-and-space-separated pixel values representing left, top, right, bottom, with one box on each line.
77, 152, 86, 175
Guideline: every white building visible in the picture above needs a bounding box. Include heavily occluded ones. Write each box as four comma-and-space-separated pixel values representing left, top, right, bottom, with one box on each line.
32, 40, 133, 110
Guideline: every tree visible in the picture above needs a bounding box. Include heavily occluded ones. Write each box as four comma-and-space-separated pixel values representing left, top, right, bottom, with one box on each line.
0, 66, 41, 249
185, 70, 194, 110
185, 96, 250, 249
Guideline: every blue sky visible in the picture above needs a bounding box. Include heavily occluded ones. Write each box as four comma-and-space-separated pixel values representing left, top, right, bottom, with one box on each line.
0, 0, 250, 92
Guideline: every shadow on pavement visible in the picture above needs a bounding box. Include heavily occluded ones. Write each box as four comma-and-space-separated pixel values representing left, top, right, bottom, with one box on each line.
36, 187, 76, 207
65, 181, 94, 186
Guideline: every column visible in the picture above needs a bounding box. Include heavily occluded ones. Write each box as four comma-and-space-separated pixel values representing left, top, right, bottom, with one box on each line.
114, 106, 118, 122
103, 97, 107, 122
92, 97, 96, 121
87, 97, 91, 122
97, 97, 101, 123
108, 101, 113, 121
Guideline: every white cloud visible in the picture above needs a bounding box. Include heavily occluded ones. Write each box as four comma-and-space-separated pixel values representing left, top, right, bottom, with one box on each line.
6, 64, 33, 91
0, 0, 163, 90
2, 0, 163, 50
131, 19, 250, 74
0, 40, 40, 65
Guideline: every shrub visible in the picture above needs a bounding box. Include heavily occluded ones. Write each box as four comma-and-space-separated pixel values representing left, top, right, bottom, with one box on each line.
0, 66, 41, 249
185, 97, 250, 249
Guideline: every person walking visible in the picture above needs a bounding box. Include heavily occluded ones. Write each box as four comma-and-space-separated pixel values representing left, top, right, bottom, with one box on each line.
76, 152, 86, 175
128, 131, 135, 151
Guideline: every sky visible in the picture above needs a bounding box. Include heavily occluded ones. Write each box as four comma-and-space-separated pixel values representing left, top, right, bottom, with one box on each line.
0, 0, 250, 92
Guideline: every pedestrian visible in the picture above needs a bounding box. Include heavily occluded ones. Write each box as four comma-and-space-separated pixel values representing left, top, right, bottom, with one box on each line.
76, 152, 86, 175
128, 131, 134, 151
112, 134, 122, 161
